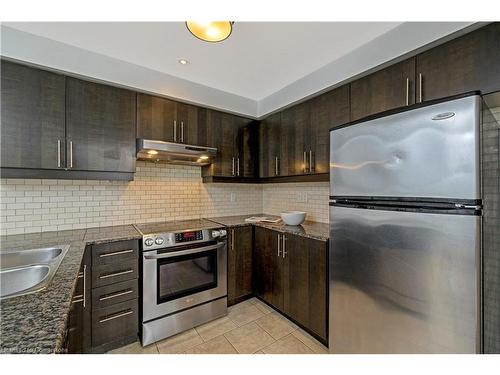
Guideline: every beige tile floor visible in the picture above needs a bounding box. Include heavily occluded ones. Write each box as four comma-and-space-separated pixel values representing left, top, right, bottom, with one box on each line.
109, 298, 329, 354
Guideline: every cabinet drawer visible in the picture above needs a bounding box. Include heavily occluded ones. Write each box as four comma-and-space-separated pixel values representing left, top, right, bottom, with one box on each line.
92, 261, 138, 288
92, 279, 138, 309
91, 299, 138, 347
92, 240, 138, 266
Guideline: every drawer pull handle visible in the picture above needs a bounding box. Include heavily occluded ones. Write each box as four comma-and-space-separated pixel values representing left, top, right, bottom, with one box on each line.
99, 269, 134, 279
72, 298, 84, 304
99, 249, 134, 258
99, 309, 133, 323
99, 289, 134, 301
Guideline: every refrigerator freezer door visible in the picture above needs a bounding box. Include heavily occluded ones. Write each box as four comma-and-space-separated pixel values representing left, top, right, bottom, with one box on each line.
330, 95, 481, 200
329, 205, 481, 353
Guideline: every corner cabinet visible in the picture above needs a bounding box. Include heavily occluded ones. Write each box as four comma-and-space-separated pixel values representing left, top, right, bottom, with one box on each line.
202, 110, 257, 181
253, 226, 328, 343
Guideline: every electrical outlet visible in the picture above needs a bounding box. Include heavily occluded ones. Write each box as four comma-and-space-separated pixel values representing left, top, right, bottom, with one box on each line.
230, 192, 236, 202
296, 191, 307, 203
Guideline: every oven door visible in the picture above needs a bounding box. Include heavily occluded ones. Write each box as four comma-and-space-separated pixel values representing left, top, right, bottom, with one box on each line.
142, 240, 227, 322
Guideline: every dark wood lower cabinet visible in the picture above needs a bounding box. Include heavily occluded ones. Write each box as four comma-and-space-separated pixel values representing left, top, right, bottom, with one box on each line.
227, 226, 253, 305
67, 240, 139, 353
283, 234, 328, 341
253, 226, 328, 343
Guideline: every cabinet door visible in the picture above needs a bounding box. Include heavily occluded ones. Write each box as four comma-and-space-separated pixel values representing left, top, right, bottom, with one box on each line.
254, 227, 284, 310
280, 101, 311, 176
136, 93, 177, 142
283, 234, 328, 341
176, 102, 203, 145
235, 117, 257, 178
259, 112, 281, 178
228, 226, 253, 305
416, 23, 500, 102
1, 61, 66, 170
204, 110, 237, 177
350, 58, 416, 121
67, 246, 91, 353
310, 85, 350, 174
66, 78, 136, 173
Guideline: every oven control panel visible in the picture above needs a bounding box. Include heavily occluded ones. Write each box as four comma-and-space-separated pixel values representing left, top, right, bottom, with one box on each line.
175, 230, 203, 243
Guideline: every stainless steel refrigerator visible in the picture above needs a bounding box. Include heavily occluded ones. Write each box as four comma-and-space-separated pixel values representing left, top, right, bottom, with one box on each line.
329, 93, 482, 354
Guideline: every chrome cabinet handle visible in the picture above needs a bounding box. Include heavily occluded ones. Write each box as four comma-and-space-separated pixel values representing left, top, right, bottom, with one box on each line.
237, 157, 240, 176
99, 309, 133, 323
309, 150, 314, 173
282, 235, 287, 258
99, 269, 134, 279
418, 73, 423, 103
144, 242, 224, 260
405, 77, 410, 106
57, 140, 61, 168
82, 264, 86, 308
180, 121, 184, 143
69, 141, 73, 168
232, 157, 235, 176
99, 249, 134, 258
173, 120, 177, 142
303, 151, 307, 173
275, 156, 279, 176
277, 234, 281, 257
99, 288, 133, 301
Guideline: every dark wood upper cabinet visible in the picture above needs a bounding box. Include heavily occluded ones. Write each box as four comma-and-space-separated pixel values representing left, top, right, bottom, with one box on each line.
416, 23, 500, 102
283, 234, 328, 342
310, 85, 350, 174
350, 58, 416, 121
227, 226, 253, 306
254, 226, 284, 310
136, 93, 177, 142
280, 101, 311, 176
259, 112, 281, 178
176, 102, 207, 145
66, 78, 136, 173
203, 110, 255, 178
1, 61, 66, 170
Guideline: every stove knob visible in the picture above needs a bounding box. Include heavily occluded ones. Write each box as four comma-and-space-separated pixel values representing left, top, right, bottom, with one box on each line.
144, 238, 154, 246
211, 230, 221, 238
155, 237, 164, 245
219, 229, 227, 237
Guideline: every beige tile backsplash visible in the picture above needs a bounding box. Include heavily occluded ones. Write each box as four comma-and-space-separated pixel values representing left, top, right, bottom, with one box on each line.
0, 161, 329, 235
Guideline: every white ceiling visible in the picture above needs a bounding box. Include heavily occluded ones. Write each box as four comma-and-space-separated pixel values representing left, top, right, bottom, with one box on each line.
1, 22, 475, 117
3, 22, 400, 100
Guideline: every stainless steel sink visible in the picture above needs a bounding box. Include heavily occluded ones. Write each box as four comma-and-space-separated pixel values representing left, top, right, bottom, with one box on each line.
0, 244, 70, 300
0, 265, 50, 298
0, 247, 63, 269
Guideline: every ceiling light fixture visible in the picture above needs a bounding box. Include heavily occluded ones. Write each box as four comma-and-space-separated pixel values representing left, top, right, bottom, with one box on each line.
185, 21, 234, 43
178, 58, 189, 65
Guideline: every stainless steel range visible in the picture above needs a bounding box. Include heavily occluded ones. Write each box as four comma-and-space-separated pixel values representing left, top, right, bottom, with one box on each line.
135, 219, 228, 346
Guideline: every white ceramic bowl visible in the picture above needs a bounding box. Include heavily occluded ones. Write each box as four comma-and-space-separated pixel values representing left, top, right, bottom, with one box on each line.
280, 211, 306, 226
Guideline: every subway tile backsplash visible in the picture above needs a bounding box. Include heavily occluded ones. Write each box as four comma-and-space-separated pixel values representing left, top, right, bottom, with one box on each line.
0, 161, 329, 235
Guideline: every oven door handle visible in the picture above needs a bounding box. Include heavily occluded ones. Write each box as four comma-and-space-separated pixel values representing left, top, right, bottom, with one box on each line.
143, 242, 225, 260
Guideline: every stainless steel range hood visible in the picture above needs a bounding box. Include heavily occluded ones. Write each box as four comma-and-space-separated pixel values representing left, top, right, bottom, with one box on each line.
136, 139, 217, 166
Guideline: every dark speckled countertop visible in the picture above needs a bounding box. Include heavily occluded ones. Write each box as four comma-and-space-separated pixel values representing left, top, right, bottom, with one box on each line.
0, 225, 140, 354
207, 214, 329, 242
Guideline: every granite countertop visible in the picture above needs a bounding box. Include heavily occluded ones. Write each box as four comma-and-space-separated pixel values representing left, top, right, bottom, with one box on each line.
0, 224, 139, 354
84, 224, 141, 244
207, 214, 329, 242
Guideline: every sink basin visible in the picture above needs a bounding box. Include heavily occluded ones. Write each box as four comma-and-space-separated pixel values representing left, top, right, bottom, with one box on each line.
0, 247, 63, 269
0, 244, 70, 300
0, 265, 50, 299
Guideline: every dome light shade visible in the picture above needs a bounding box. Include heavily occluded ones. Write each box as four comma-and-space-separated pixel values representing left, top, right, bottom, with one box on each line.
186, 21, 234, 43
